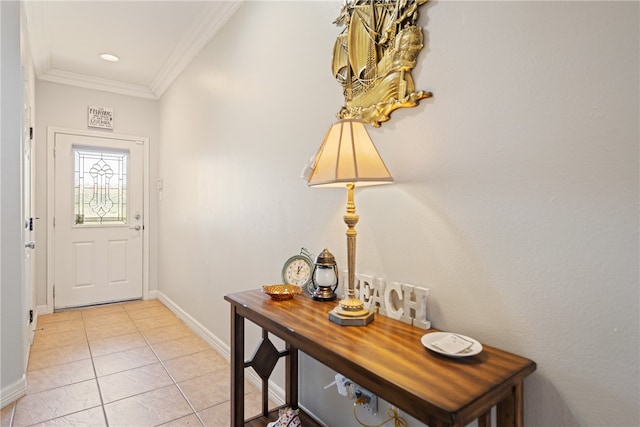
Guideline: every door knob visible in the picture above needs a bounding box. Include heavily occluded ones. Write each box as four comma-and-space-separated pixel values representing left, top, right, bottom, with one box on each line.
130, 225, 141, 231
25, 241, 36, 249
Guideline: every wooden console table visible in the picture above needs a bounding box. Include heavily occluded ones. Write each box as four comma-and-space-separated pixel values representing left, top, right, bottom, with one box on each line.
226, 289, 536, 427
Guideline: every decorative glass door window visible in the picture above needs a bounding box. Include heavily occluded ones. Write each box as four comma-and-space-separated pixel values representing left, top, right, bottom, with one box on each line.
74, 148, 128, 224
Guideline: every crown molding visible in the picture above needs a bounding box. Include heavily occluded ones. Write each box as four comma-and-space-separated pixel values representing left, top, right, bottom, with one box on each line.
23, 0, 51, 78
150, 0, 244, 98
39, 69, 156, 100
23, 0, 243, 100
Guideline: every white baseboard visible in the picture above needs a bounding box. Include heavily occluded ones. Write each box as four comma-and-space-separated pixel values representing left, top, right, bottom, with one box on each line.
154, 291, 285, 407
0, 375, 26, 409
36, 304, 52, 316
154, 291, 230, 359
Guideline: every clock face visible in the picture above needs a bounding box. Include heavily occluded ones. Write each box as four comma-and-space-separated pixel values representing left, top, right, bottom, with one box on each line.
283, 256, 313, 288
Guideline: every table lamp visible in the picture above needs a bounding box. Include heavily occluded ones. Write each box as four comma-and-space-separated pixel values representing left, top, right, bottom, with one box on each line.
305, 118, 393, 326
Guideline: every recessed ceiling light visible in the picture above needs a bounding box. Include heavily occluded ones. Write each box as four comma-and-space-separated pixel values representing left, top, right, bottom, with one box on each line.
100, 53, 119, 62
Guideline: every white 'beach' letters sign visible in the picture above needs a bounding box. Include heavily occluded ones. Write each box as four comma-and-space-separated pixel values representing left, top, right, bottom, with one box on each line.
340, 271, 431, 329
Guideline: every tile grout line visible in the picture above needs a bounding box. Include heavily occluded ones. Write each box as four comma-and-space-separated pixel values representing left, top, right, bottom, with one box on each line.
131, 307, 206, 427
21, 301, 238, 427
18, 313, 104, 426
6, 402, 15, 427
82, 310, 111, 427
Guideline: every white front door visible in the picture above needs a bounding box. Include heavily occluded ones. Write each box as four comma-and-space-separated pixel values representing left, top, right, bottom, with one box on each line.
53, 131, 144, 309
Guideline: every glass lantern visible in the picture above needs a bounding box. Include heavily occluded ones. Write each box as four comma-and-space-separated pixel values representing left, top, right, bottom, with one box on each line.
311, 248, 338, 301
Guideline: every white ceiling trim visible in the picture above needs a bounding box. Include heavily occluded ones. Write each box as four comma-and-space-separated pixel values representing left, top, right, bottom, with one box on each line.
23, 0, 244, 100
23, 1, 51, 78
39, 68, 157, 99
150, 0, 244, 98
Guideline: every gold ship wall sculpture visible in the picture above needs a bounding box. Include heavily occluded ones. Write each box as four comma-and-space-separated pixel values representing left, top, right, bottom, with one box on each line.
332, 0, 432, 127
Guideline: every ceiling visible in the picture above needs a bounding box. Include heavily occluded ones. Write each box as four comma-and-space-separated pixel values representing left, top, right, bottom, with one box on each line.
23, 1, 243, 100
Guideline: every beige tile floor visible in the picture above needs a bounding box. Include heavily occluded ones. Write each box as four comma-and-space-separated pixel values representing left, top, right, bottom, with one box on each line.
1, 300, 266, 426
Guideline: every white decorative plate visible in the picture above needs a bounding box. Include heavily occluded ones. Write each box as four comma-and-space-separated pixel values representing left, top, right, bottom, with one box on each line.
421, 332, 483, 357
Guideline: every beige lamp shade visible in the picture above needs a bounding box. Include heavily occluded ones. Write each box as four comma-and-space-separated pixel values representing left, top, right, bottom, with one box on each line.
306, 119, 393, 187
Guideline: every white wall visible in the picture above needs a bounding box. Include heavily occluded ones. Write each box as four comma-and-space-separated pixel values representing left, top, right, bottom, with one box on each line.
157, 1, 638, 426
0, 0, 26, 405
34, 81, 160, 310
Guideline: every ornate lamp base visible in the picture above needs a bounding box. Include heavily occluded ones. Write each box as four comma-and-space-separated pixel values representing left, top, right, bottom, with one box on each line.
328, 307, 374, 326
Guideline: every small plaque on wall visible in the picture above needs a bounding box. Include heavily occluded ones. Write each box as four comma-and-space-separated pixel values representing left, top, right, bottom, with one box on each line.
88, 106, 114, 130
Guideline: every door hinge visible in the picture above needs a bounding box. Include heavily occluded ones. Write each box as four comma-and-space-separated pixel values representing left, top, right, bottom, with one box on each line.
29, 127, 33, 141
29, 217, 39, 231
53, 286, 55, 298
29, 310, 34, 323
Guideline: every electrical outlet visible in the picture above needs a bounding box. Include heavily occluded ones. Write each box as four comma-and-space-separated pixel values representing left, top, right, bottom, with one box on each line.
335, 374, 351, 397
354, 386, 378, 415
332, 373, 377, 414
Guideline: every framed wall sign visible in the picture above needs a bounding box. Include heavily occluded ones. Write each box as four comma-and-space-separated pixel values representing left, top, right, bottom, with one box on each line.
88, 106, 114, 130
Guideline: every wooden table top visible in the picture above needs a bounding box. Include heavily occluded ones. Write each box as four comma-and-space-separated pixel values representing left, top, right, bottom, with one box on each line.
225, 289, 536, 425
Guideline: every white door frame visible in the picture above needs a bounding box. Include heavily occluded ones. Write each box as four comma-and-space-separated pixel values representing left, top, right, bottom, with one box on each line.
23, 84, 35, 349
46, 127, 150, 313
